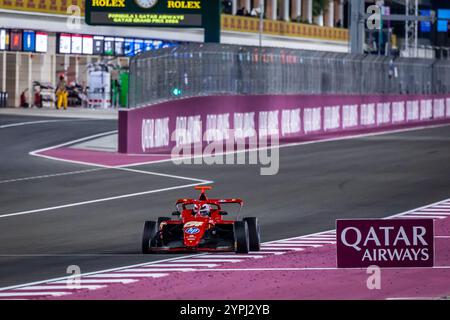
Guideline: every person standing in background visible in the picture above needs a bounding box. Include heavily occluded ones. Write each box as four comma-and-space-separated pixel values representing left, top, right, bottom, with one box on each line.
56, 74, 68, 110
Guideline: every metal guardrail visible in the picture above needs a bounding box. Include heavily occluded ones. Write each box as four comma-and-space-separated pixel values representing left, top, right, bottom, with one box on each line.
128, 43, 450, 109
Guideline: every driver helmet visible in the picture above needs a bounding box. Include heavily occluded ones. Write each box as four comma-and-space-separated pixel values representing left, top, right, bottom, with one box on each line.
195, 203, 211, 216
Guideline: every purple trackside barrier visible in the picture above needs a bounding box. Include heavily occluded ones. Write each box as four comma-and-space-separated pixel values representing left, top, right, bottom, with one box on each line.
118, 94, 450, 154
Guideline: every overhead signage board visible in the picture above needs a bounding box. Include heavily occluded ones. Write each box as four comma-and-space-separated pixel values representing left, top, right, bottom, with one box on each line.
114, 37, 124, 56
93, 35, 105, 55
85, 0, 220, 42
420, 9, 431, 33
23, 30, 35, 52
438, 9, 450, 32
124, 38, 135, 56
82, 35, 94, 55
104, 36, 115, 55
35, 32, 48, 53
10, 30, 23, 51
0, 29, 7, 50
71, 34, 83, 54
58, 33, 71, 54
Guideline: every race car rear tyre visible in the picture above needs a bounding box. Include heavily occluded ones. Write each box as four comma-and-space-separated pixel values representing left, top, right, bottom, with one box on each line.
234, 221, 249, 254
243, 217, 261, 251
142, 221, 157, 254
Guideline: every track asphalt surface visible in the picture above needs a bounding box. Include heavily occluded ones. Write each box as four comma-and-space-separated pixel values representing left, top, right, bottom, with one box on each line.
0, 114, 449, 288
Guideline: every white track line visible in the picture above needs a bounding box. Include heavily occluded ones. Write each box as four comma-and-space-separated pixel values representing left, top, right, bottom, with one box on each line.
413, 212, 450, 216
302, 235, 336, 238
386, 198, 450, 219
0, 120, 76, 129
272, 244, 324, 248
190, 254, 264, 259
141, 263, 219, 268
0, 131, 213, 219
267, 243, 322, 247
248, 251, 284, 255
173, 259, 243, 263
271, 240, 335, 244
278, 239, 336, 243
0, 181, 212, 219
86, 273, 168, 278
30, 130, 118, 155
386, 297, 437, 300
262, 243, 321, 247
27, 123, 450, 170
0, 168, 102, 185
1, 197, 449, 296
16, 285, 105, 290
197, 267, 341, 271
0, 292, 70, 297
192, 266, 450, 272
120, 268, 196, 272
295, 237, 336, 241
116, 167, 210, 183
52, 279, 137, 284
116, 123, 450, 168
0, 253, 210, 292
29, 130, 118, 168
393, 215, 446, 219
260, 247, 304, 251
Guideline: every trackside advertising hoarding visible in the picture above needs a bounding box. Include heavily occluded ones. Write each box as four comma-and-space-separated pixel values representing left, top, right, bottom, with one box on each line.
336, 219, 434, 268
118, 94, 450, 154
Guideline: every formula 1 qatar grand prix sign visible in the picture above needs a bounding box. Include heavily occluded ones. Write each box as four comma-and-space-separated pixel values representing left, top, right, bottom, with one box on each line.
336, 219, 434, 268
86, 0, 203, 26
85, 0, 220, 42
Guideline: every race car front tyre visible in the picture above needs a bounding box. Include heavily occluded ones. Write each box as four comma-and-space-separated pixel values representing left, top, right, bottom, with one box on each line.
243, 217, 261, 251
142, 221, 157, 254
157, 217, 171, 226
234, 221, 249, 254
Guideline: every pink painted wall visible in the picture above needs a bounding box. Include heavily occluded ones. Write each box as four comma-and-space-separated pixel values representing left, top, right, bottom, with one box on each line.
118, 94, 450, 154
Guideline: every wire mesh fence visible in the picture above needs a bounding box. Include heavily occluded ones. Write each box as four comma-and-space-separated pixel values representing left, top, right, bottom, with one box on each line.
128, 43, 450, 108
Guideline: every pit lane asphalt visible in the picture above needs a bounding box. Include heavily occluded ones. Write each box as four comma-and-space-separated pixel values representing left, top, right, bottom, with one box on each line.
0, 114, 449, 287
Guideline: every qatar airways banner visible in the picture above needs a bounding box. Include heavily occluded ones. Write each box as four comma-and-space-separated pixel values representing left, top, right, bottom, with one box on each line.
336, 219, 434, 268
118, 94, 450, 154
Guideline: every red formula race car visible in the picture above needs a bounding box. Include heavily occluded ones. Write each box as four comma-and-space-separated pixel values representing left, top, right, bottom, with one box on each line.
141, 186, 261, 254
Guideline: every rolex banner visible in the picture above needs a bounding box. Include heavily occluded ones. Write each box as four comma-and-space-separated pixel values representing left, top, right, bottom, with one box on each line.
85, 0, 204, 27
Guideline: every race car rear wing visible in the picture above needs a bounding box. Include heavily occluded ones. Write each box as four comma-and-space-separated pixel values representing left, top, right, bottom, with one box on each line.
175, 198, 244, 218
175, 198, 243, 207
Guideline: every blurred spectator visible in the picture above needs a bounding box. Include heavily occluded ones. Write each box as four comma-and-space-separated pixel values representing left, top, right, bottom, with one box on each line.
222, 0, 232, 14
250, 7, 262, 17
236, 6, 251, 16
56, 74, 68, 110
